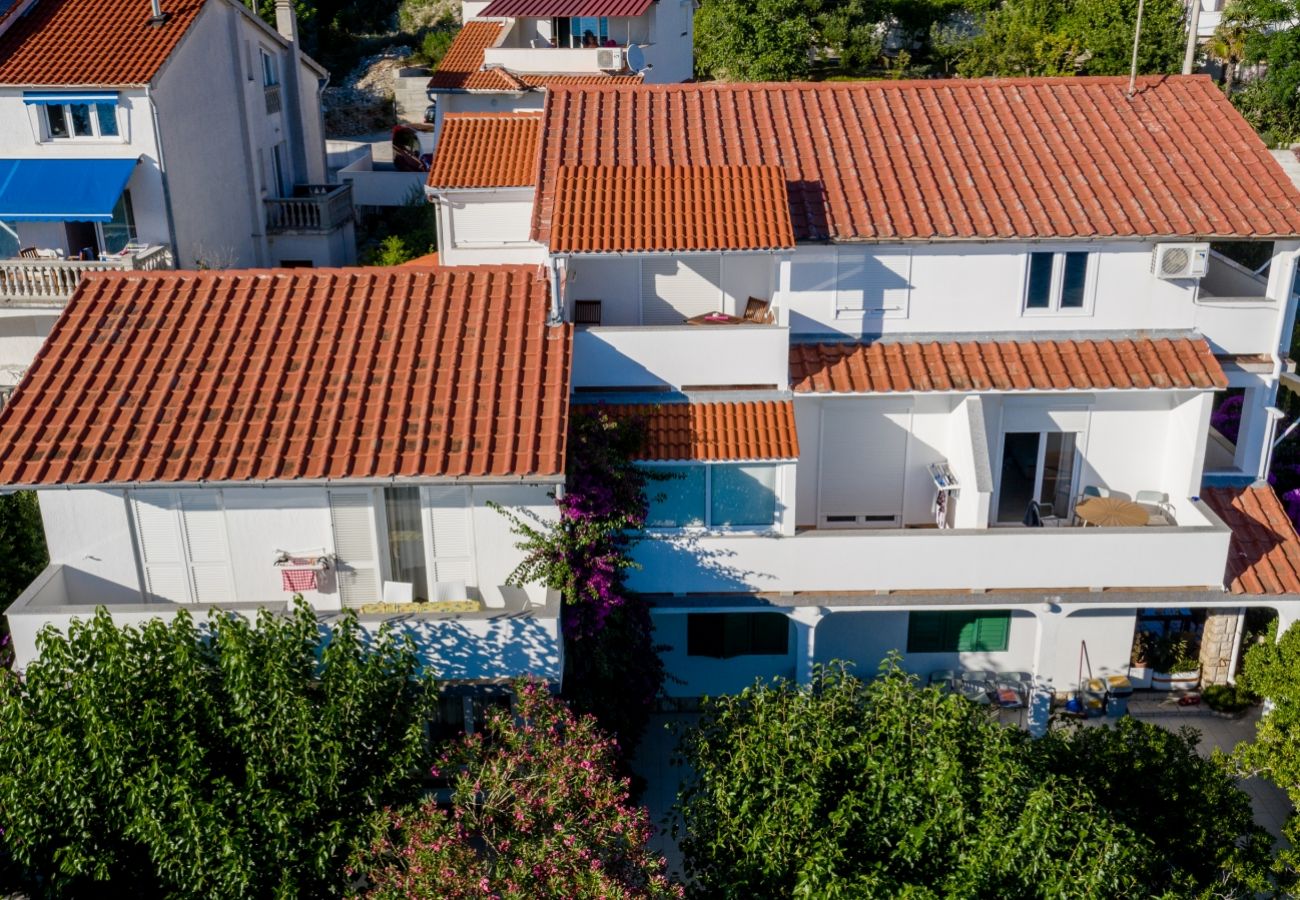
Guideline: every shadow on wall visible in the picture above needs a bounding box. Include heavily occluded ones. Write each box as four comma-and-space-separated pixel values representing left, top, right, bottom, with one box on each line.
628, 532, 771, 593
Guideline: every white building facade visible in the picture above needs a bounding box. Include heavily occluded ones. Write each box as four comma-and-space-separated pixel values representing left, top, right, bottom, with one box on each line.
425, 76, 1300, 698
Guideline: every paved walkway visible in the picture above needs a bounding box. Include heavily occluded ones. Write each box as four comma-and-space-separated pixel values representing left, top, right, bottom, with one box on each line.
631, 697, 1295, 879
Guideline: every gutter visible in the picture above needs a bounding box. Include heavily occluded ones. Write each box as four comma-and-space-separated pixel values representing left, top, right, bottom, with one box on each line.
0, 474, 567, 494
143, 84, 181, 264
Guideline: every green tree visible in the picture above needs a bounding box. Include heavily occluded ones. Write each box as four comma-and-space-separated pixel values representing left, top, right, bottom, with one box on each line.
675, 661, 1271, 898
695, 0, 818, 80
354, 681, 682, 898
1227, 0, 1300, 143
0, 602, 432, 898
0, 490, 48, 611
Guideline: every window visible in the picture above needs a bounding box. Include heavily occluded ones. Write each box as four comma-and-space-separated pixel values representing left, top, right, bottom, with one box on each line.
643, 463, 777, 529
101, 191, 136, 255
376, 486, 474, 604
552, 15, 609, 46
44, 101, 118, 139
1023, 251, 1093, 313
907, 611, 1011, 653
687, 613, 790, 658
260, 48, 279, 87
995, 430, 1078, 524
270, 143, 289, 197
384, 486, 430, 602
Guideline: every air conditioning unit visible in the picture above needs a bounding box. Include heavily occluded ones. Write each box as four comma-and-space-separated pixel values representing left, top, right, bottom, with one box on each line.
1151, 242, 1210, 280
596, 47, 625, 71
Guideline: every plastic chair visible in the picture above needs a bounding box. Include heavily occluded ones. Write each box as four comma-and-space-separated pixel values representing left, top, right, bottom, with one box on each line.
1136, 490, 1174, 525
382, 580, 414, 603
960, 670, 994, 704
929, 669, 957, 693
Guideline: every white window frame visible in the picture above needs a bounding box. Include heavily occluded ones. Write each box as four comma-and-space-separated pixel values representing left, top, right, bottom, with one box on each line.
41, 101, 122, 142
372, 486, 478, 601
641, 462, 781, 534
1020, 249, 1097, 316
991, 426, 1087, 525
260, 47, 280, 87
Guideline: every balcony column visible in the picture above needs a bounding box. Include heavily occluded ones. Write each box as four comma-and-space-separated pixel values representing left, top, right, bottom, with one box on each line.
789, 607, 824, 684
1030, 601, 1066, 694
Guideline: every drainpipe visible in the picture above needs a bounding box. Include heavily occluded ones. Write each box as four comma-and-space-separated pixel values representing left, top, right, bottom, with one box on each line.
548, 256, 564, 324
1183, 0, 1201, 75
144, 85, 181, 265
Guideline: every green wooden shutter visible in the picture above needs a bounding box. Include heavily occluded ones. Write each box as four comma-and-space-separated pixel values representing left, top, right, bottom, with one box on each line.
907, 612, 946, 653
970, 612, 1010, 651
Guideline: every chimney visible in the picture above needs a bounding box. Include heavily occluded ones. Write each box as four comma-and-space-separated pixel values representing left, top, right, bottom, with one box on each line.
148, 0, 170, 25
275, 0, 298, 44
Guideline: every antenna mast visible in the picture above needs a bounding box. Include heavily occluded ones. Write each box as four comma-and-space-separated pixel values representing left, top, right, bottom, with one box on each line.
1128, 0, 1146, 96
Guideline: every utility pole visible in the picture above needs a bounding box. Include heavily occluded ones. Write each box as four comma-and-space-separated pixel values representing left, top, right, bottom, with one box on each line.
1183, 0, 1201, 74
1128, 0, 1146, 96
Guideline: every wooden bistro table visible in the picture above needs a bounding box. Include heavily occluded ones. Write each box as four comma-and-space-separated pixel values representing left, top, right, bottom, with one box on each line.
1074, 496, 1149, 527
685, 312, 746, 326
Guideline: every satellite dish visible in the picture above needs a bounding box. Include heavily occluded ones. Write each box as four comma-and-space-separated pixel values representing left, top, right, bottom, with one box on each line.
626, 44, 646, 74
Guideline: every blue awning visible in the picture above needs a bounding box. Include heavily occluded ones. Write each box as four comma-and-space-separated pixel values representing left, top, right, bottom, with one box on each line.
22, 91, 119, 106
0, 158, 139, 223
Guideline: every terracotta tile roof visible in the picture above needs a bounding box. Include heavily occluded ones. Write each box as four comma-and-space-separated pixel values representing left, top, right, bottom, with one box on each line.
534, 77, 1300, 244
1203, 485, 1300, 594
789, 336, 1228, 394
0, 266, 572, 485
428, 20, 642, 92
427, 113, 541, 189
0, 0, 207, 86
549, 164, 796, 253
400, 252, 440, 266
480, 0, 653, 16
595, 400, 799, 461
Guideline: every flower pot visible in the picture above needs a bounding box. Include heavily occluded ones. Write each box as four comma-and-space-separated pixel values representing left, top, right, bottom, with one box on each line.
1127, 666, 1153, 690
1151, 668, 1201, 691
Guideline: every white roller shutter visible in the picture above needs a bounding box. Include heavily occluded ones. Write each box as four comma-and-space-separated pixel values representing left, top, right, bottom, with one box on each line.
425, 486, 474, 585
451, 198, 533, 246
640, 256, 722, 324
329, 490, 382, 609
179, 491, 234, 603
818, 401, 912, 527
836, 250, 911, 317
132, 491, 190, 602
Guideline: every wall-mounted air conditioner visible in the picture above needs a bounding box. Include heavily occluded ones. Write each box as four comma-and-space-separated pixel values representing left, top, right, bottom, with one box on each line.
596, 47, 625, 71
1151, 242, 1210, 279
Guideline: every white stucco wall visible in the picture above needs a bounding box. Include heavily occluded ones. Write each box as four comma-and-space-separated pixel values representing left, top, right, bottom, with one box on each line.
0, 309, 54, 386
37, 489, 142, 594
643, 0, 694, 82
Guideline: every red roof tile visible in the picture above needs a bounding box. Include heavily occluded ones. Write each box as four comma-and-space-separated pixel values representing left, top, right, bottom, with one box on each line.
0, 0, 207, 86
534, 77, 1300, 243
1203, 485, 1300, 594
480, 0, 652, 16
549, 165, 796, 253
429, 20, 642, 92
400, 252, 440, 266
598, 400, 799, 461
0, 266, 572, 485
427, 113, 541, 189
789, 336, 1227, 394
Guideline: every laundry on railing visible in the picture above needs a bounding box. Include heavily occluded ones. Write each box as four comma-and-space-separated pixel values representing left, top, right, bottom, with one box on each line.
281, 568, 318, 592
272, 549, 334, 569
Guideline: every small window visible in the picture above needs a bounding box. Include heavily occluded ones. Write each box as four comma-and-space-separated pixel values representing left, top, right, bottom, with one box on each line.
646, 464, 706, 528
907, 611, 1011, 653
101, 191, 137, 255
1023, 251, 1093, 314
43, 101, 119, 140
687, 613, 790, 658
553, 15, 609, 46
260, 48, 279, 87
710, 464, 777, 527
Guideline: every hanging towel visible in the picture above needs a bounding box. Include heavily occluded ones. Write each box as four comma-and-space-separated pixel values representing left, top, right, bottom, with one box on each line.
281, 568, 318, 592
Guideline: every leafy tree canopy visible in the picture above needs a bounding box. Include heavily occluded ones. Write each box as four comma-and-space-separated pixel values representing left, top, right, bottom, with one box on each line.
354, 681, 682, 898
0, 602, 432, 898
0, 490, 48, 612
695, 0, 818, 80
674, 661, 1272, 899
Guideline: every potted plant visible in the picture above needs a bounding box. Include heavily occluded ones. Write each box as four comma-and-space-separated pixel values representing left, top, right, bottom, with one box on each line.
1148, 632, 1202, 692
1128, 629, 1157, 689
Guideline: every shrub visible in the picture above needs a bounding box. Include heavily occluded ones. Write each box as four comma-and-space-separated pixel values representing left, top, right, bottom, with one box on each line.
1203, 683, 1257, 713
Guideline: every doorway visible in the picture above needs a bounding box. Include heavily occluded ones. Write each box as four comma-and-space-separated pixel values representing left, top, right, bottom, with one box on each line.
995, 431, 1078, 524
64, 221, 99, 260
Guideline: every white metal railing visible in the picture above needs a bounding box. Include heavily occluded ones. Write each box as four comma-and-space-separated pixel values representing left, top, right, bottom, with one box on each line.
264, 183, 354, 233
0, 245, 174, 306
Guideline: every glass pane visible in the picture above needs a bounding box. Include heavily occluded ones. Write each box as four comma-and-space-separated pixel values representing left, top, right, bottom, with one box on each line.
645, 465, 706, 527
102, 192, 135, 255
68, 103, 92, 137
1025, 252, 1053, 309
573, 16, 608, 45
383, 486, 429, 602
46, 105, 68, 139
996, 432, 1040, 523
1039, 432, 1077, 517
710, 465, 776, 527
1060, 252, 1088, 308
94, 103, 118, 137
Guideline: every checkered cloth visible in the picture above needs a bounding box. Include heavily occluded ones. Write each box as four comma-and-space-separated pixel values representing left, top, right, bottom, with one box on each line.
281, 568, 318, 592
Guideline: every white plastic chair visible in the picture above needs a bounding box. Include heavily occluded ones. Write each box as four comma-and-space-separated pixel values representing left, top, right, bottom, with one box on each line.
433, 580, 468, 603
382, 581, 414, 604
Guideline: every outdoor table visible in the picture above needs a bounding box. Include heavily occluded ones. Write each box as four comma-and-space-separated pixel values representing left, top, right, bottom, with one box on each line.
1074, 496, 1149, 527
685, 312, 746, 325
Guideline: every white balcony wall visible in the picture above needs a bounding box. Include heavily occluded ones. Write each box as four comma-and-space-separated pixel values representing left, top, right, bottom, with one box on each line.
627, 509, 1230, 595
776, 241, 1291, 355
571, 325, 790, 390
564, 254, 778, 324
484, 47, 614, 73
946, 396, 994, 527
0, 309, 53, 386
38, 489, 142, 594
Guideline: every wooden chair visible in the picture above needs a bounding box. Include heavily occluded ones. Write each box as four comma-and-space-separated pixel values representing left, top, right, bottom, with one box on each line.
18, 247, 39, 259
743, 296, 773, 323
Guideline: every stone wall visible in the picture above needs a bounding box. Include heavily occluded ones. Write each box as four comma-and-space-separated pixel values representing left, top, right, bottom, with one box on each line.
1199, 608, 1244, 684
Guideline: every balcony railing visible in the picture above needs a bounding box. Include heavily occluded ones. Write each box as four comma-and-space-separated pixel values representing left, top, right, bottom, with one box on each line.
264, 84, 282, 115
0, 245, 174, 307
264, 183, 354, 234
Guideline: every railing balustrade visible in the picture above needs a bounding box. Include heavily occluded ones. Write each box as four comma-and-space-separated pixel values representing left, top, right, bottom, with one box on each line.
0, 245, 175, 306
264, 183, 354, 234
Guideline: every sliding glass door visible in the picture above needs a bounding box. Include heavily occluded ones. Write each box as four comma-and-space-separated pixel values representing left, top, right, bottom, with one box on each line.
995, 431, 1078, 524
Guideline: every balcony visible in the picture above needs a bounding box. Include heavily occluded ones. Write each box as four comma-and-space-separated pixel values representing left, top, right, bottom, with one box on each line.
482, 45, 636, 74
0, 244, 173, 307
572, 324, 790, 391
626, 497, 1232, 596
264, 183, 354, 235
6, 563, 562, 680
1194, 249, 1277, 355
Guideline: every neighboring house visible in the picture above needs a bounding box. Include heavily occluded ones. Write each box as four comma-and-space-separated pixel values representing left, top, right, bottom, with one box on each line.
0, 265, 573, 711
426, 74, 1300, 697
424, 0, 693, 148
0, 0, 356, 397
